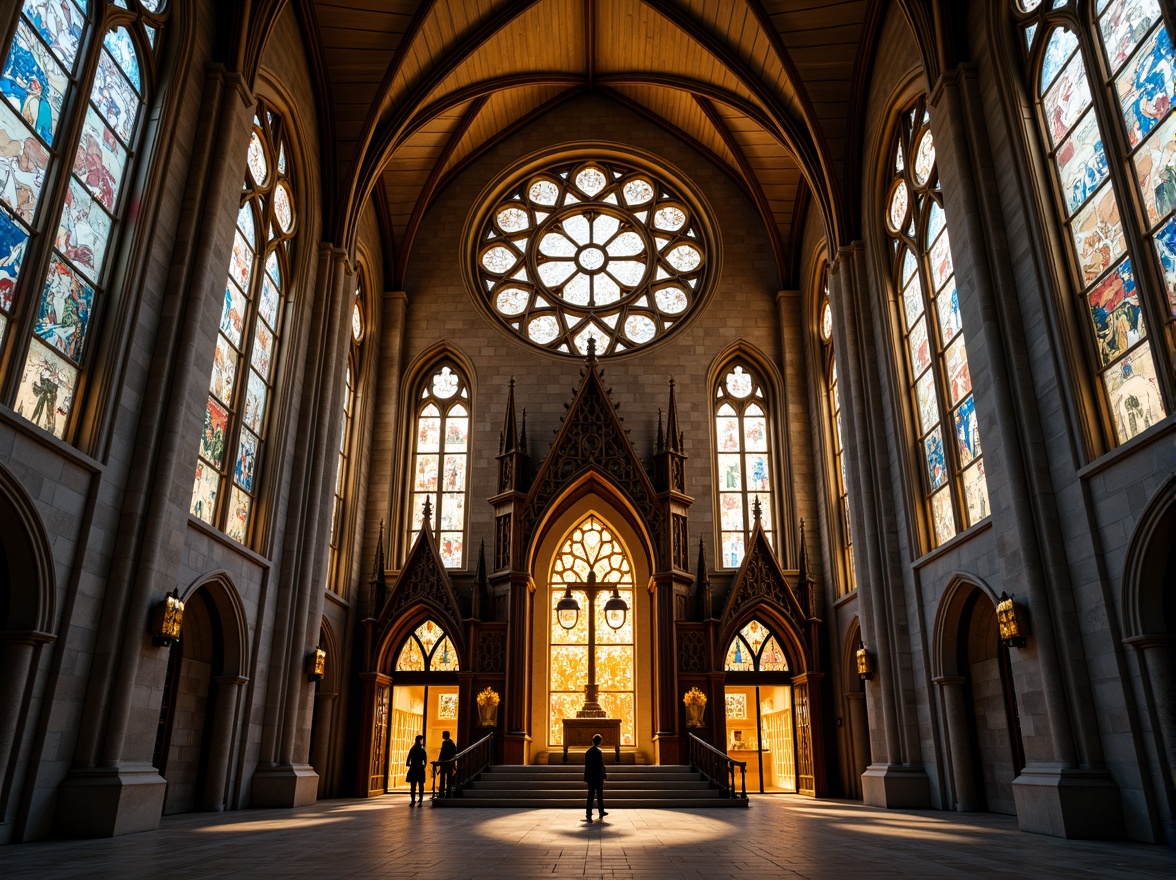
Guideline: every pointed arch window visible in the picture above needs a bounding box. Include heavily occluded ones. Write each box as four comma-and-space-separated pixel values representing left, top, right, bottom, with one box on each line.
0, 1, 168, 440
884, 99, 990, 548
395, 620, 459, 672
408, 363, 469, 568
328, 277, 364, 595
714, 361, 775, 568
724, 620, 789, 672
818, 266, 855, 594
190, 105, 297, 544
1013, 1, 1173, 446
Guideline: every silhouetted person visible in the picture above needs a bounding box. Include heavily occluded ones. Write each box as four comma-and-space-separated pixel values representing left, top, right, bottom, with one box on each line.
406, 734, 427, 806
438, 730, 457, 798
584, 733, 608, 821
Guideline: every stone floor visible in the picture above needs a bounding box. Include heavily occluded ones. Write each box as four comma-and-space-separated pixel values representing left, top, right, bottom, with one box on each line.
4, 794, 1171, 879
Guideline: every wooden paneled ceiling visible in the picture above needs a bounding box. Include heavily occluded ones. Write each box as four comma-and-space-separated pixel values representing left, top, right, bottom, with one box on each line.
297, 0, 881, 287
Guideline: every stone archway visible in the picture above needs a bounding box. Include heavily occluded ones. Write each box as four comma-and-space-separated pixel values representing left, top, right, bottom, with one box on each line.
308, 619, 338, 798
842, 617, 871, 799
933, 575, 1023, 814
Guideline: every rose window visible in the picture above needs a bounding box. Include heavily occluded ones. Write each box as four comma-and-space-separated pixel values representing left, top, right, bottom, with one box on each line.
471, 158, 712, 356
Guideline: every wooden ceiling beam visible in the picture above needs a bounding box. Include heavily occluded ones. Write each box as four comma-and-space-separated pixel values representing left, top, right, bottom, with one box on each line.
394, 96, 490, 289
695, 95, 788, 286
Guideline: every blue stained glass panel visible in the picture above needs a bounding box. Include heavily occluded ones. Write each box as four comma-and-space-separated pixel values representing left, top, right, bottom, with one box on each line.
2, 20, 69, 146
923, 428, 948, 491
1043, 50, 1092, 146
0, 205, 29, 312
92, 49, 139, 144
1150, 215, 1176, 315
220, 282, 245, 347
1087, 258, 1146, 365
926, 201, 946, 247
55, 176, 112, 282
1099, 0, 1162, 73
258, 272, 280, 328
1071, 182, 1126, 285
36, 253, 94, 362
20, 0, 85, 72
1134, 111, 1176, 227
1041, 28, 1078, 92
0, 101, 49, 222
234, 428, 258, 492
954, 395, 982, 466
937, 280, 962, 344
102, 27, 140, 92
243, 369, 267, 433
1116, 25, 1175, 149
1056, 111, 1109, 216
73, 106, 127, 212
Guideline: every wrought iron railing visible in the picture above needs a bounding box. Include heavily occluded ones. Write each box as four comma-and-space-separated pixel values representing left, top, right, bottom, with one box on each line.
430, 732, 494, 799
687, 732, 747, 801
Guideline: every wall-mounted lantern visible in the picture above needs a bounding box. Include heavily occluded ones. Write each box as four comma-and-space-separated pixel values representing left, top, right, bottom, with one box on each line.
855, 643, 874, 680
996, 592, 1026, 648
151, 588, 185, 648
307, 646, 326, 682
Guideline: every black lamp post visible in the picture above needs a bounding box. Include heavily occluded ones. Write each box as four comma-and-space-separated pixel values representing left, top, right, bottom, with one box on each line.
556, 570, 629, 718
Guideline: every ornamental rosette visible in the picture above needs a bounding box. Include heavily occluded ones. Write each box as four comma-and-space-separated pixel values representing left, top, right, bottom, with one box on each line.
469, 153, 715, 357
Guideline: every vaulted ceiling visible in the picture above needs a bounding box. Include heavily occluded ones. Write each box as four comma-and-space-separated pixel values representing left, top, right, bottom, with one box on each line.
288, 0, 886, 288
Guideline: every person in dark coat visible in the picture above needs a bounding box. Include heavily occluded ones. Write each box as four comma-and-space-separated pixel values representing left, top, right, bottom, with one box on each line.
584, 733, 608, 821
438, 730, 457, 798
406, 734, 427, 806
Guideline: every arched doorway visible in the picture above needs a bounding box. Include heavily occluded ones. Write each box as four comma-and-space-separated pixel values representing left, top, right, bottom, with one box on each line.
721, 618, 795, 793
384, 619, 461, 792
307, 620, 338, 798
843, 618, 871, 799
934, 579, 1024, 814
153, 577, 247, 813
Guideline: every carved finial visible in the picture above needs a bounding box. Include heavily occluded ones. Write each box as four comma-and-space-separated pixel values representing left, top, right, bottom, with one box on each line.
586, 335, 597, 364
696, 537, 712, 620
422, 496, 433, 531
666, 376, 683, 453
501, 376, 519, 453
368, 520, 387, 616
752, 495, 763, 525
472, 539, 488, 620
370, 519, 385, 582
656, 408, 665, 453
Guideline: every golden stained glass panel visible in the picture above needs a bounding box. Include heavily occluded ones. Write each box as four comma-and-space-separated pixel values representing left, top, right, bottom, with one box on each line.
431, 636, 459, 671
396, 638, 424, 671
415, 620, 442, 656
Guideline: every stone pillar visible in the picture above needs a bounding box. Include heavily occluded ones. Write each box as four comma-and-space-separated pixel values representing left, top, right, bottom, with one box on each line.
201, 676, 246, 811
1126, 636, 1176, 803
929, 66, 1122, 838
309, 692, 337, 798
935, 676, 982, 811
0, 633, 52, 785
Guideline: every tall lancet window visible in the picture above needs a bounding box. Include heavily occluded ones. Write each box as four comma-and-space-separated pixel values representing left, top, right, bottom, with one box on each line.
407, 363, 469, 568
191, 105, 297, 544
0, 0, 168, 440
328, 279, 364, 594
1013, 0, 1173, 446
884, 98, 990, 548
818, 267, 855, 594
714, 361, 774, 568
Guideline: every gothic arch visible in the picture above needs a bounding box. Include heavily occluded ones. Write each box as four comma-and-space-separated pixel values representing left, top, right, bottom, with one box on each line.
377, 604, 465, 676
317, 617, 339, 695
931, 572, 1001, 679
1122, 475, 1176, 640
843, 617, 865, 693
719, 605, 807, 676
180, 571, 250, 679
0, 463, 56, 634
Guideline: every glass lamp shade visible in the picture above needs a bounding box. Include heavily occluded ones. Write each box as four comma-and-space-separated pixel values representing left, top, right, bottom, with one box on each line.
855, 645, 874, 680
604, 590, 629, 630
996, 592, 1026, 647
556, 587, 580, 630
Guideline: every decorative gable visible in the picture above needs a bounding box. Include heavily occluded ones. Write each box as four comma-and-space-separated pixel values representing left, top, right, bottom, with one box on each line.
380, 501, 463, 637
520, 345, 665, 565
720, 511, 807, 631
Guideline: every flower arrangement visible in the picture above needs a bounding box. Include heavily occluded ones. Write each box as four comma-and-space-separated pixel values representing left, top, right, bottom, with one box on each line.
476, 687, 500, 726
682, 687, 707, 707
683, 687, 707, 727
477, 687, 500, 707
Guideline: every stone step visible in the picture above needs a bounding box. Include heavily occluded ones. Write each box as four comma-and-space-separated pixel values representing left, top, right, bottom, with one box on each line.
475, 771, 701, 783
460, 787, 723, 799
468, 779, 708, 791
432, 797, 745, 809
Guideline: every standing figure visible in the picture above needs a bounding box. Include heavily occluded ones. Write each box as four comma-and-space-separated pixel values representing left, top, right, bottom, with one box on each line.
405, 734, 427, 807
438, 730, 457, 798
583, 733, 608, 822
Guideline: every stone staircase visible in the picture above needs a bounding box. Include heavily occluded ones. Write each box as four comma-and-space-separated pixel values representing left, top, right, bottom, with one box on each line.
431, 764, 747, 809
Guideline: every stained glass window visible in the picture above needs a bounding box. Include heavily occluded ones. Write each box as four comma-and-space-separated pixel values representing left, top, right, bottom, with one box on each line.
408, 363, 469, 568
818, 267, 856, 594
714, 362, 775, 567
190, 105, 296, 544
0, 1, 167, 440
723, 620, 789, 672
1014, 1, 1172, 446
395, 620, 459, 672
548, 516, 636, 747
884, 98, 990, 548
471, 157, 712, 357
328, 280, 364, 595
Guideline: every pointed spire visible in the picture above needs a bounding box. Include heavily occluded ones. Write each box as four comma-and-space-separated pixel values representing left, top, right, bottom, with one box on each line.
586, 335, 598, 365
472, 539, 488, 620
501, 377, 519, 453
421, 496, 433, 533
695, 538, 712, 620
752, 495, 763, 526
520, 407, 528, 454
665, 377, 683, 453
797, 517, 809, 584
797, 517, 816, 619
368, 520, 387, 616
656, 408, 665, 453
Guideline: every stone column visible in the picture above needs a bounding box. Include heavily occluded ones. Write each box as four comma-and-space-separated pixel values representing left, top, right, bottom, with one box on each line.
201, 676, 246, 811
1126, 636, 1176, 800
309, 692, 337, 798
935, 676, 981, 812
0, 633, 52, 786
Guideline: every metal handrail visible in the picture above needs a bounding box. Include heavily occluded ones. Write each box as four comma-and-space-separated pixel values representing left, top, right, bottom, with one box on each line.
687, 732, 747, 800
430, 732, 494, 799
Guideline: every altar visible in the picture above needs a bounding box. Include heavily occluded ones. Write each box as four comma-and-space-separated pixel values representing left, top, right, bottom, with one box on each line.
562, 718, 622, 763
